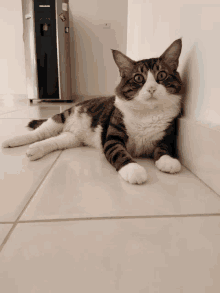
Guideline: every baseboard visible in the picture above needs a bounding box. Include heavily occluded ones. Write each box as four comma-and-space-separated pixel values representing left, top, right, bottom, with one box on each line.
177, 117, 220, 195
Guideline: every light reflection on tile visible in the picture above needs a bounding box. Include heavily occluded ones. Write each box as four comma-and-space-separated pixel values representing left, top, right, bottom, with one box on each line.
20, 148, 220, 221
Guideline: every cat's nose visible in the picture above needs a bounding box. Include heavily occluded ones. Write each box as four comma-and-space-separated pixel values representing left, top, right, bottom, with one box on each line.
147, 87, 156, 94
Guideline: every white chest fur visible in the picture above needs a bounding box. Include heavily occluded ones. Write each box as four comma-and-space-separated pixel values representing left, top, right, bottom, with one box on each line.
124, 112, 172, 157
115, 97, 181, 158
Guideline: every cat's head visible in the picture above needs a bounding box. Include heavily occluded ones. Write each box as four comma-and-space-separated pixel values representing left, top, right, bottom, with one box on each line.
112, 39, 182, 111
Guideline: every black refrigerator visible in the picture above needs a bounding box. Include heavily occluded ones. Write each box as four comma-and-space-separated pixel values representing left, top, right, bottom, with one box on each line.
21, 0, 72, 103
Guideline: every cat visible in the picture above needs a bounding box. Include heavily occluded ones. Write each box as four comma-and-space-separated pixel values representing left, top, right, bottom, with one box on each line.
2, 38, 183, 185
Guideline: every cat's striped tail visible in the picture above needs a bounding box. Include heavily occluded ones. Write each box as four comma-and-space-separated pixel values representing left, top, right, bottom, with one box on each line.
2, 107, 74, 149
27, 119, 47, 130
27, 107, 73, 130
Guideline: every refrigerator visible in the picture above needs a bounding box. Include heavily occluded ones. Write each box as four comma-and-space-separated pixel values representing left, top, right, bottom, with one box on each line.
21, 0, 72, 103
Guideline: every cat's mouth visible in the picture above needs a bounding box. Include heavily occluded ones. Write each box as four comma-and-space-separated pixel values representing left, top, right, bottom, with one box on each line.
147, 96, 157, 101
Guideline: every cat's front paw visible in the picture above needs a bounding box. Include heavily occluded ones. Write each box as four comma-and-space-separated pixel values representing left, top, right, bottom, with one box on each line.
118, 163, 148, 184
26, 142, 46, 161
155, 155, 181, 173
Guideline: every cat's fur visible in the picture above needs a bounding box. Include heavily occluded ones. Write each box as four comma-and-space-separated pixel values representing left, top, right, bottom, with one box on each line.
2, 39, 183, 184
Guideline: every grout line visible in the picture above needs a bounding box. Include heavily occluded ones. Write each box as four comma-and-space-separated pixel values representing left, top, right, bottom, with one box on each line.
0, 151, 63, 254
1, 212, 220, 226
0, 223, 18, 253
1, 213, 220, 252
15, 213, 220, 222
0, 222, 15, 224
14, 152, 63, 223
1, 213, 220, 251
0, 109, 25, 116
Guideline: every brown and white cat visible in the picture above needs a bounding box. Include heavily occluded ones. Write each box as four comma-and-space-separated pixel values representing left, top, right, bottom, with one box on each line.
2, 38, 183, 184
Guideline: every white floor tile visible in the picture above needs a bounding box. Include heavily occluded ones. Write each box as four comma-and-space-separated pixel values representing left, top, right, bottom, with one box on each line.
0, 119, 61, 221
0, 217, 220, 293
1, 95, 220, 293
20, 148, 220, 221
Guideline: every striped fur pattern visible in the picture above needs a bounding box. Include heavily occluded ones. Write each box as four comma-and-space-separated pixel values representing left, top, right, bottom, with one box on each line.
2, 39, 183, 184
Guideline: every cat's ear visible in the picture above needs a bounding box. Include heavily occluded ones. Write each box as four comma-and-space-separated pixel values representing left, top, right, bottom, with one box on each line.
111, 50, 135, 77
159, 38, 182, 71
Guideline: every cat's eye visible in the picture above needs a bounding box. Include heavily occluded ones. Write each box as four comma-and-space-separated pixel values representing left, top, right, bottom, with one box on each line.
134, 74, 144, 83
157, 71, 167, 81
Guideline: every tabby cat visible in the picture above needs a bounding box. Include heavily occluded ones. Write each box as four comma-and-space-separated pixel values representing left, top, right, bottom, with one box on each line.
2, 38, 183, 184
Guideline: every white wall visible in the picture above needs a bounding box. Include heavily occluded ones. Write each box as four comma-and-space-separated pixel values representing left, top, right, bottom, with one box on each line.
69, 0, 128, 98
0, 0, 26, 95
0, 0, 128, 97
127, 0, 220, 195
127, 0, 220, 129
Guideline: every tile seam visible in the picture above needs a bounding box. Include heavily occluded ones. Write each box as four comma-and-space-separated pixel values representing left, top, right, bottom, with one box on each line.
1, 212, 220, 225
0, 151, 63, 253
1, 213, 220, 225
1, 213, 220, 253
0, 109, 26, 117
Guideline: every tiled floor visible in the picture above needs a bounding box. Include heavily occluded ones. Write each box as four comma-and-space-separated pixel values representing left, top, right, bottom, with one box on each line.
0, 94, 220, 292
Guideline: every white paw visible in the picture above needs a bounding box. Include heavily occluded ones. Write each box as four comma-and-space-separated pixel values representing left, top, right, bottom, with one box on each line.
155, 155, 181, 173
2, 136, 26, 148
118, 163, 148, 184
26, 143, 45, 161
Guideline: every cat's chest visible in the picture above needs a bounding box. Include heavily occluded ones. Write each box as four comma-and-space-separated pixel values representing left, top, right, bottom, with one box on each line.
124, 113, 171, 157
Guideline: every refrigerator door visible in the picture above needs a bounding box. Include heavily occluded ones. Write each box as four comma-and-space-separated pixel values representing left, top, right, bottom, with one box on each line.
34, 0, 59, 100
55, 0, 72, 100
22, 0, 72, 101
